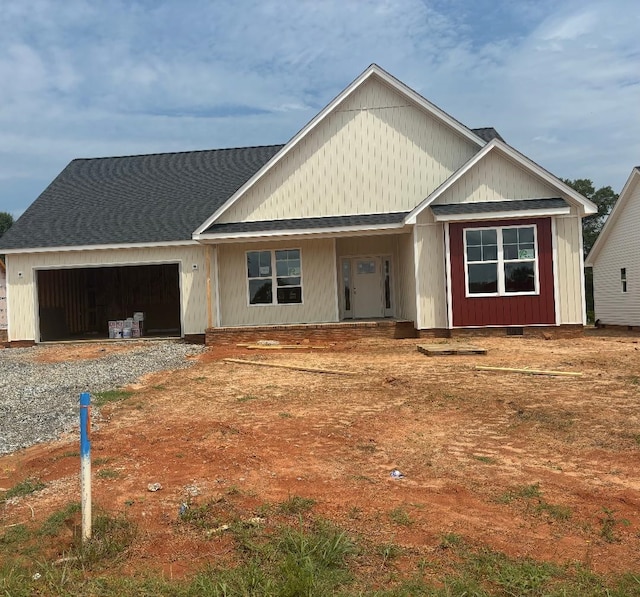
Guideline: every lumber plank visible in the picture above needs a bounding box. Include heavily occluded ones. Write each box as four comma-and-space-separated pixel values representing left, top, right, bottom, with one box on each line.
223, 358, 356, 376
475, 365, 582, 377
418, 344, 487, 356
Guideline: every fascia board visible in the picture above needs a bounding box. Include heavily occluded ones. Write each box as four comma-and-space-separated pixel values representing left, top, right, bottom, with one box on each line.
585, 167, 639, 266
194, 222, 410, 243
432, 207, 571, 222
0, 240, 200, 255
193, 64, 487, 236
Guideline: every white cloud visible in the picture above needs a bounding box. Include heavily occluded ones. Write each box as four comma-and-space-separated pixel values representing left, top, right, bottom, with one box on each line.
0, 0, 638, 217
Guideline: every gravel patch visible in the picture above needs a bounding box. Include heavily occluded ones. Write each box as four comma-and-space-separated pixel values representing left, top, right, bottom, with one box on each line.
0, 342, 205, 455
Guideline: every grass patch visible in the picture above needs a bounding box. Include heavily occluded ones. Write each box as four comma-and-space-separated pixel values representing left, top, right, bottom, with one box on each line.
93, 388, 134, 407
277, 495, 316, 515
599, 507, 631, 543
389, 506, 414, 526
237, 394, 259, 403
39, 502, 82, 537
1, 478, 45, 501
472, 454, 497, 464
498, 483, 572, 522
96, 468, 121, 480
2, 514, 640, 595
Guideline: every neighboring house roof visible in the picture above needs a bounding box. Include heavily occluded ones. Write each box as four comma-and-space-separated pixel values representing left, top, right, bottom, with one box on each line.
0, 145, 283, 251
585, 166, 640, 266
406, 139, 598, 223
201, 212, 409, 240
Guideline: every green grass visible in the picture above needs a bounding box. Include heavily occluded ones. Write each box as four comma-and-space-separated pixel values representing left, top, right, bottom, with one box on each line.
2, 510, 640, 596
277, 495, 316, 515
498, 483, 573, 523
389, 506, 414, 526
237, 394, 259, 403
93, 388, 134, 407
96, 468, 121, 480
0, 478, 46, 501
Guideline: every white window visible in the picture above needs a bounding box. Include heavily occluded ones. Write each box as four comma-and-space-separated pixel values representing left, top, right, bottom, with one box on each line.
621, 268, 627, 293
246, 249, 302, 305
464, 225, 538, 296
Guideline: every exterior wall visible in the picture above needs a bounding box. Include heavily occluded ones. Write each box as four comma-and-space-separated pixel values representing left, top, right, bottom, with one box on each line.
5, 245, 210, 342
414, 210, 448, 329
395, 232, 417, 322
0, 263, 6, 332
218, 77, 478, 224
449, 218, 556, 327
432, 150, 557, 205
554, 213, 585, 324
592, 178, 640, 326
217, 238, 337, 327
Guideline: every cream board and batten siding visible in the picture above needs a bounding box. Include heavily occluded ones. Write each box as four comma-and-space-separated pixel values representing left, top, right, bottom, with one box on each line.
431, 151, 559, 206
0, 266, 7, 330
414, 210, 448, 329
592, 179, 640, 326
217, 239, 336, 327
217, 77, 478, 224
5, 245, 210, 341
395, 232, 417, 322
554, 212, 585, 324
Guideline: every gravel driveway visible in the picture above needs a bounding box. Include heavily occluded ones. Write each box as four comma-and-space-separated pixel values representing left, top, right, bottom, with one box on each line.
0, 342, 205, 455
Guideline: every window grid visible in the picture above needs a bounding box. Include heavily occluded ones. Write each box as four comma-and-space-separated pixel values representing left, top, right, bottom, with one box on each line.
247, 249, 302, 306
464, 225, 538, 297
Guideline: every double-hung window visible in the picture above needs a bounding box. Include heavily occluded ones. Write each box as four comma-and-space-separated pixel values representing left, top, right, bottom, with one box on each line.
247, 249, 302, 305
465, 225, 538, 296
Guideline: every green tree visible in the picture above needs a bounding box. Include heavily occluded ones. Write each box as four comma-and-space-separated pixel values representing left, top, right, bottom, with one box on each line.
562, 179, 618, 257
0, 211, 13, 238
562, 179, 619, 321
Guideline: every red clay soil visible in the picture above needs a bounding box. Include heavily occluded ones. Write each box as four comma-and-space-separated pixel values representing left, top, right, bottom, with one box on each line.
2, 331, 640, 580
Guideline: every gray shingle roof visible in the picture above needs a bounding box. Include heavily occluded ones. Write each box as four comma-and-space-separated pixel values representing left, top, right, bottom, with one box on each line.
202, 212, 409, 235
0, 145, 284, 250
471, 128, 504, 143
430, 198, 568, 216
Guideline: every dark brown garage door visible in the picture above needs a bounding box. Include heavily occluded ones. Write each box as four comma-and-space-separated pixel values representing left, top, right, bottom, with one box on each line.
37, 264, 181, 342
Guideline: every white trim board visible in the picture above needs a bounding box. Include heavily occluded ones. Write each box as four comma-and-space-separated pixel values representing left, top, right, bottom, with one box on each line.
1, 240, 199, 255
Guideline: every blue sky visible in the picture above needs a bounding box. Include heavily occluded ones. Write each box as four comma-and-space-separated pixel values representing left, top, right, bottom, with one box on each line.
1, 0, 638, 218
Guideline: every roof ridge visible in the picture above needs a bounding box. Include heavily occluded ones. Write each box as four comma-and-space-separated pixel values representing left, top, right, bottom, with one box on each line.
70, 143, 286, 163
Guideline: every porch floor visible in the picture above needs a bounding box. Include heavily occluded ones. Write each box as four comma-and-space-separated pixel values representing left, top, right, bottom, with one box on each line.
205, 319, 417, 345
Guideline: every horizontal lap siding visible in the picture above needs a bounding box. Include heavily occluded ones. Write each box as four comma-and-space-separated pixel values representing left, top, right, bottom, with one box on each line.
450, 218, 555, 326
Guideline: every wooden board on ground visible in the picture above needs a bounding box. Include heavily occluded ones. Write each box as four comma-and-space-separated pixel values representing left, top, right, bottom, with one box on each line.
417, 343, 487, 356
236, 344, 328, 350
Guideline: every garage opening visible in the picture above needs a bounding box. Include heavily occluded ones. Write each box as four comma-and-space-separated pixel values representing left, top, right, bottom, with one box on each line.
37, 264, 181, 342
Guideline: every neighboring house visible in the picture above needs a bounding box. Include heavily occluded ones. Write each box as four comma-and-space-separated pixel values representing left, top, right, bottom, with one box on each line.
0, 259, 7, 340
586, 166, 640, 329
0, 65, 596, 345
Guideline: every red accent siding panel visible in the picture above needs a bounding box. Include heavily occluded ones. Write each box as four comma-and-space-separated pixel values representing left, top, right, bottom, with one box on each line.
450, 218, 556, 327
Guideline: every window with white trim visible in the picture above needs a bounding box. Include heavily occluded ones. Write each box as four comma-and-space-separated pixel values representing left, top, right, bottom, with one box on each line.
247, 249, 302, 305
464, 225, 538, 296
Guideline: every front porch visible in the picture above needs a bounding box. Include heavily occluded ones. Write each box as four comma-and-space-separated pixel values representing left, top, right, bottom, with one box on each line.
205, 319, 417, 346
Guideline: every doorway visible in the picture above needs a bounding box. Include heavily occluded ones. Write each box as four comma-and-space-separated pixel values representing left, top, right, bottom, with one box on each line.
341, 256, 393, 319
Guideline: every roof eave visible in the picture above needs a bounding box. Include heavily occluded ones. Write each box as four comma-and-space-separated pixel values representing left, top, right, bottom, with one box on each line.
585, 166, 640, 266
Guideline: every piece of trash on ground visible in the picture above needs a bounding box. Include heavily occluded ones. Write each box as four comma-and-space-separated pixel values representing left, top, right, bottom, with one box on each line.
390, 469, 404, 479
147, 482, 162, 492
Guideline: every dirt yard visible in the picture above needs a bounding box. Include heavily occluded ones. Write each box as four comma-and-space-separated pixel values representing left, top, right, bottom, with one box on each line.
1, 331, 640, 580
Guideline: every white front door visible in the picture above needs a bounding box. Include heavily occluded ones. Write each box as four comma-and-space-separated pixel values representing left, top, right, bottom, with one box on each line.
352, 257, 384, 318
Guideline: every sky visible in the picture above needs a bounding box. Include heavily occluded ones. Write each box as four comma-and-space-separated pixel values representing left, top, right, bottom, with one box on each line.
0, 0, 639, 219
